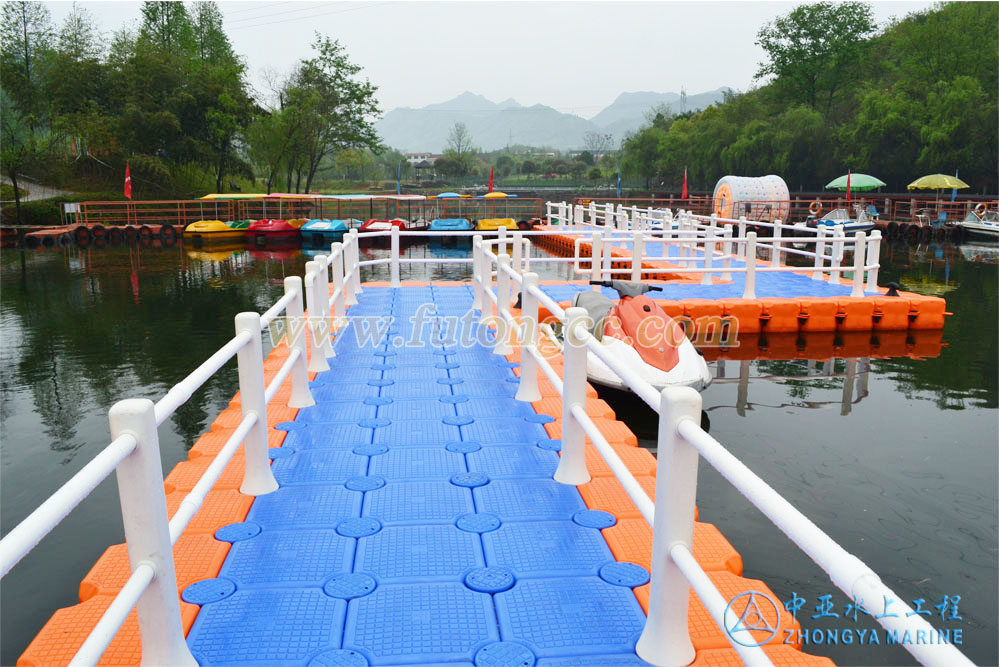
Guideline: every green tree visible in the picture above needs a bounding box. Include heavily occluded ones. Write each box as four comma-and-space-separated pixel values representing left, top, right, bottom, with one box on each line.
495, 154, 514, 176
444, 122, 477, 177
0, 0, 54, 125
520, 159, 537, 176
138, 0, 194, 53
755, 2, 876, 113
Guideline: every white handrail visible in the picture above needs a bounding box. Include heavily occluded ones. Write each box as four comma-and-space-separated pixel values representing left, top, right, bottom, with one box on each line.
473, 241, 969, 667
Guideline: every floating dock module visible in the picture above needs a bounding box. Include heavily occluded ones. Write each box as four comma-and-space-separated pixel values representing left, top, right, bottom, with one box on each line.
21, 283, 835, 667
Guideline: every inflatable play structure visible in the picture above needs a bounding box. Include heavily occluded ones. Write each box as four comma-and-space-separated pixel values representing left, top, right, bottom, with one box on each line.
712, 175, 790, 222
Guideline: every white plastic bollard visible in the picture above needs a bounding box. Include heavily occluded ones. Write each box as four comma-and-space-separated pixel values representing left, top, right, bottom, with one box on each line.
472, 236, 483, 310
743, 232, 757, 299
108, 399, 198, 667
515, 272, 542, 402
631, 231, 644, 281
329, 242, 346, 329
233, 312, 281, 495
635, 386, 702, 667
303, 265, 331, 373
314, 254, 334, 359
865, 230, 881, 292
283, 276, 315, 408
590, 231, 603, 290
770, 219, 783, 268
829, 225, 844, 284
342, 235, 358, 307
348, 229, 363, 295
812, 227, 828, 281
721, 226, 733, 281
851, 231, 867, 297
493, 254, 513, 355
737, 216, 747, 261
553, 307, 591, 485
390, 225, 401, 288
511, 231, 523, 298
701, 229, 714, 286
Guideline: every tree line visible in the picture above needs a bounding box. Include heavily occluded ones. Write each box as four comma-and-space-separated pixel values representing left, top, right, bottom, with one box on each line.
620, 2, 998, 194
0, 1, 381, 223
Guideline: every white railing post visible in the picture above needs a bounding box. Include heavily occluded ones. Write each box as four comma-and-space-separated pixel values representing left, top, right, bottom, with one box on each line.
511, 231, 523, 298
515, 273, 542, 402
342, 235, 358, 306
770, 219, 783, 268
233, 312, 280, 495
630, 230, 644, 281
303, 265, 331, 373
590, 231, 603, 290
389, 225, 401, 288
329, 242, 346, 327
314, 254, 334, 359
348, 229, 363, 296
588, 201, 597, 225
472, 235, 484, 311
635, 386, 702, 667
737, 216, 747, 260
545, 201, 553, 225
493, 254, 513, 355
851, 231, 867, 297
829, 225, 844, 284
721, 226, 733, 281
107, 399, 197, 667
553, 306, 591, 485
283, 276, 315, 408
865, 230, 881, 291
743, 232, 757, 299
812, 227, 827, 281
700, 228, 714, 286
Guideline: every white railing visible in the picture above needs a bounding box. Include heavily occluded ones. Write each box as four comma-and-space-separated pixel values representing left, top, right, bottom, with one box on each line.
544, 203, 881, 298
472, 240, 971, 667
0, 232, 374, 665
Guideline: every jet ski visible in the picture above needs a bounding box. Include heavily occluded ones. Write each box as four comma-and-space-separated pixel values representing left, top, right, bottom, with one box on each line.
571, 280, 712, 393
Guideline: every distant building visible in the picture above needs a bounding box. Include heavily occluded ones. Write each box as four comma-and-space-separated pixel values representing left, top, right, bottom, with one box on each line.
405, 152, 441, 166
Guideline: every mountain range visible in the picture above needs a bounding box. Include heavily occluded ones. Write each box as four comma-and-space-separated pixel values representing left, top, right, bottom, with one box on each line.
375, 88, 730, 153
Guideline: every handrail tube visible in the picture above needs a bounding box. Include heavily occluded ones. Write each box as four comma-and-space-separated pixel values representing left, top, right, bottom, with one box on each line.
264, 348, 303, 404
283, 277, 315, 408
233, 312, 280, 496
669, 544, 774, 667
356, 259, 389, 267
0, 433, 137, 577
168, 413, 257, 543
675, 418, 974, 666
571, 405, 654, 523
528, 283, 566, 320
582, 336, 660, 410
108, 398, 196, 665
69, 562, 157, 667
153, 332, 251, 426
553, 308, 590, 484
259, 291, 295, 329
530, 342, 564, 395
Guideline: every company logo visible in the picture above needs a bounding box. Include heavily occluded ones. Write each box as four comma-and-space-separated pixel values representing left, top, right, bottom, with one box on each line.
724, 590, 782, 647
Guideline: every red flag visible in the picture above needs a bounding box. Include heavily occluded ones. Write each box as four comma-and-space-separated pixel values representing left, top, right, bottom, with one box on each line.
846, 169, 851, 203
124, 163, 132, 200
488, 166, 494, 193
681, 167, 688, 199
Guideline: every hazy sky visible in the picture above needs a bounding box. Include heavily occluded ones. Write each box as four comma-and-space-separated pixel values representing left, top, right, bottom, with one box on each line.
46, 1, 935, 117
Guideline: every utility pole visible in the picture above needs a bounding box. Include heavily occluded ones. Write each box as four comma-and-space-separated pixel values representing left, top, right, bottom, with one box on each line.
680, 86, 687, 115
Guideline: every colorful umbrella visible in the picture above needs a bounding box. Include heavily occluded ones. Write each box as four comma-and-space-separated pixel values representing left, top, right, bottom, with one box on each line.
907, 174, 970, 190
825, 173, 886, 191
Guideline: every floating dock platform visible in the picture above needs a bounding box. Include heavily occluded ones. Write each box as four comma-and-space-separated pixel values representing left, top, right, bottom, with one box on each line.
19, 281, 838, 667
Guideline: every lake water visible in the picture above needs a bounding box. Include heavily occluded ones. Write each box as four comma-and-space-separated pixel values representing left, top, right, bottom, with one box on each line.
1, 238, 995, 665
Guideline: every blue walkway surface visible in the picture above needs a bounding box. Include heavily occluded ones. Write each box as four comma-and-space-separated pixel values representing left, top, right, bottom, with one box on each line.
184, 285, 652, 667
